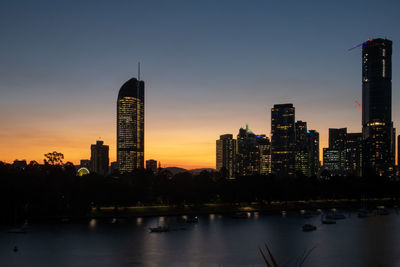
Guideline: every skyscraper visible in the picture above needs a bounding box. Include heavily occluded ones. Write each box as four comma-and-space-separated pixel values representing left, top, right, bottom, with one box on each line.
216, 134, 236, 178
294, 121, 308, 176
295, 121, 307, 148
90, 140, 109, 176
117, 77, 145, 173
346, 133, 363, 176
323, 148, 341, 174
306, 130, 320, 176
361, 38, 394, 176
294, 122, 320, 177
329, 128, 347, 151
329, 128, 347, 172
271, 104, 296, 176
235, 127, 270, 176
258, 135, 272, 175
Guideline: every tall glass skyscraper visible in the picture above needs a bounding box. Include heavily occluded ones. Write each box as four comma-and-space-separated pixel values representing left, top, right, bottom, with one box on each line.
117, 77, 145, 173
271, 103, 296, 176
361, 38, 395, 176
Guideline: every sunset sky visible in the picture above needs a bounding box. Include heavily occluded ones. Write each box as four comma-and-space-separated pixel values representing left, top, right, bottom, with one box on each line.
1, 0, 399, 169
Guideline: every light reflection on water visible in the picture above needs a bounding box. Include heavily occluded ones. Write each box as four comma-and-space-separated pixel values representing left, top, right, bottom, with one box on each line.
1, 211, 400, 267
89, 219, 96, 229
209, 214, 215, 221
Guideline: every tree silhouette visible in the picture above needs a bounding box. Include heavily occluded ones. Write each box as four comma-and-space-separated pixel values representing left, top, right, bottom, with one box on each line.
44, 151, 64, 165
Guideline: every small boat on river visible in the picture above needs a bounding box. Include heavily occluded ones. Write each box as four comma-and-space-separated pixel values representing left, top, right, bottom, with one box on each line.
326, 213, 346, 220
149, 226, 170, 233
302, 224, 317, 232
321, 217, 336, 224
185, 216, 199, 223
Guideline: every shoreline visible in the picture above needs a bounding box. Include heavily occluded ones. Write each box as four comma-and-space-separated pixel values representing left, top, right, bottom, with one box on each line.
20, 198, 399, 223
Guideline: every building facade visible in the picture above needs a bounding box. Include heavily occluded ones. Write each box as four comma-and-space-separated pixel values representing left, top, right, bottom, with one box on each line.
294, 121, 320, 177
361, 38, 395, 176
306, 130, 320, 176
323, 148, 343, 174
117, 78, 145, 173
271, 104, 296, 176
235, 127, 271, 176
329, 128, 347, 172
90, 140, 109, 176
346, 133, 363, 176
216, 134, 236, 178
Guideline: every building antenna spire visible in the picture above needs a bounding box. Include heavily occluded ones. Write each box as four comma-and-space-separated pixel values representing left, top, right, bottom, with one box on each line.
138, 61, 141, 81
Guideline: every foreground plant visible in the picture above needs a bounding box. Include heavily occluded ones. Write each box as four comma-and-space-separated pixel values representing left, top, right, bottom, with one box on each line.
259, 243, 315, 267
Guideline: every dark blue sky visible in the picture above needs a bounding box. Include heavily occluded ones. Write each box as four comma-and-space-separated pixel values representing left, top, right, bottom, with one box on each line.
0, 0, 399, 167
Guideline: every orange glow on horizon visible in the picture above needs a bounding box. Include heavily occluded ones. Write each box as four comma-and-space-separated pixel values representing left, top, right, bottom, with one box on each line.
0, 115, 396, 170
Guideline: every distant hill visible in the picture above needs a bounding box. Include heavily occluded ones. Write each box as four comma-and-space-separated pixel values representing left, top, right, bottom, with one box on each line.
163, 167, 216, 176
189, 168, 216, 175
163, 167, 188, 175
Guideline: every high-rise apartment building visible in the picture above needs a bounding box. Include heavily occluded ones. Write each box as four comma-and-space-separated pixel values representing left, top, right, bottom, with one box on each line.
306, 130, 320, 176
295, 121, 307, 148
361, 38, 395, 176
294, 121, 320, 177
295, 121, 308, 176
117, 77, 145, 173
90, 140, 109, 176
271, 104, 296, 176
216, 134, 236, 178
258, 135, 272, 175
235, 127, 270, 176
329, 128, 347, 172
346, 133, 363, 176
329, 128, 347, 151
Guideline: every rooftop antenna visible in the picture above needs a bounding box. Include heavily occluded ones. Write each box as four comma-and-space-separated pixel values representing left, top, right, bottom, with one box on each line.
138, 61, 141, 81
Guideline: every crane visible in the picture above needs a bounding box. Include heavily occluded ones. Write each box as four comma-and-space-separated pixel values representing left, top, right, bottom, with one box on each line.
355, 100, 362, 111
348, 39, 374, 51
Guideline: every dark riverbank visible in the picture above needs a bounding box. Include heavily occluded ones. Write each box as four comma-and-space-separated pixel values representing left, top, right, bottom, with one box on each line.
2, 163, 399, 224
22, 198, 399, 223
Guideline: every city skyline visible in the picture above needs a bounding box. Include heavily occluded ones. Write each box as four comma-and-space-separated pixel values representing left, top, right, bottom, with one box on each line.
1, 1, 399, 169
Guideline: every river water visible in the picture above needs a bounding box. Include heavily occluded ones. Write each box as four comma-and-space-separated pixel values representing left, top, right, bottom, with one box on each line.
1, 210, 400, 266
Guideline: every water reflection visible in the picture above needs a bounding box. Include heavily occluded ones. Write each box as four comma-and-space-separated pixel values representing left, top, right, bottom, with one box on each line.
1, 212, 399, 267
89, 218, 96, 229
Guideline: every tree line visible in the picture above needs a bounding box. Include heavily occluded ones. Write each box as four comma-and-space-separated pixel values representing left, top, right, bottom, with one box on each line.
0, 160, 399, 224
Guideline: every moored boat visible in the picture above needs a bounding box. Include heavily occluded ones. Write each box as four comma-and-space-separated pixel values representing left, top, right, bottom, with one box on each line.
185, 216, 199, 223
302, 224, 317, 232
321, 219, 336, 224
149, 226, 170, 233
326, 213, 346, 220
